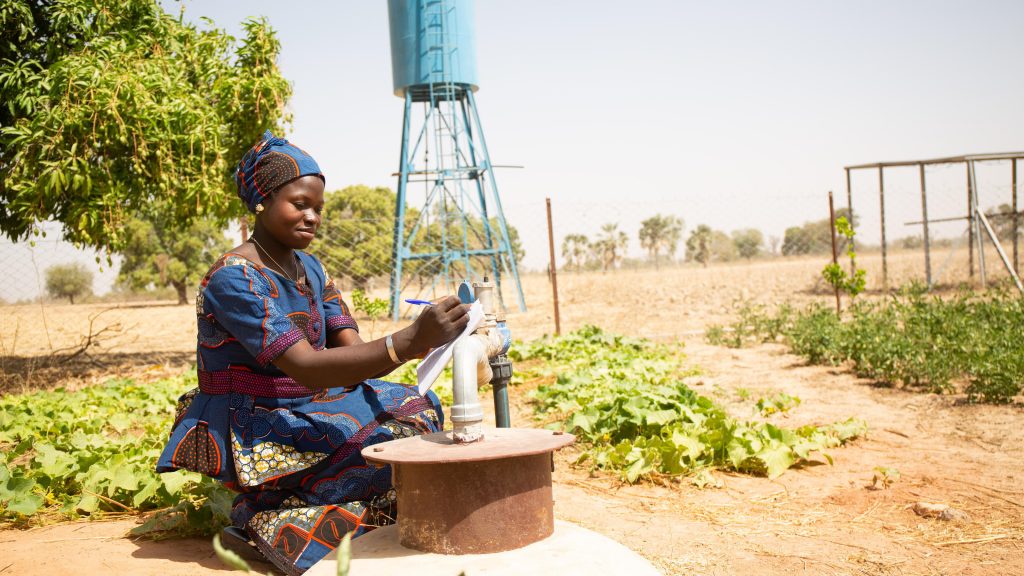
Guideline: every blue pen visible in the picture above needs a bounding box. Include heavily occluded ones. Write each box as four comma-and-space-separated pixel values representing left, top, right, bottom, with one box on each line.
404, 299, 433, 306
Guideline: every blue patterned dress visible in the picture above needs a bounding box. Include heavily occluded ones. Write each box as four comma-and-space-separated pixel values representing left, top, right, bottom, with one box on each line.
156, 251, 443, 575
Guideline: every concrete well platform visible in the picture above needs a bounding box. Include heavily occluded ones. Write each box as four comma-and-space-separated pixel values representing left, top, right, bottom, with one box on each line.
306, 520, 662, 576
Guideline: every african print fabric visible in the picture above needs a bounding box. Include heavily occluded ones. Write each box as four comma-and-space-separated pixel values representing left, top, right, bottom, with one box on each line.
156, 251, 443, 575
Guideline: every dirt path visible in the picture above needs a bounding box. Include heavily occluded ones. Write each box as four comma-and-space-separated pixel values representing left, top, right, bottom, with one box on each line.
2, 340, 1021, 575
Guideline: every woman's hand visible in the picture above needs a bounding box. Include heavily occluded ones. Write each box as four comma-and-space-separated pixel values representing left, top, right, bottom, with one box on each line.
394, 296, 470, 359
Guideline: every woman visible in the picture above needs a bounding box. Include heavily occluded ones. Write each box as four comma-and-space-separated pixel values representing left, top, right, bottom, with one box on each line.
156, 131, 469, 575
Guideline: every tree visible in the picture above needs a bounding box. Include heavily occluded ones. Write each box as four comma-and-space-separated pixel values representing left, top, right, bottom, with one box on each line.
686, 225, 712, 267
781, 209, 854, 256
639, 214, 683, 269
593, 223, 628, 272
0, 1, 291, 251
311, 185, 397, 291
45, 263, 93, 304
732, 228, 764, 259
118, 216, 233, 304
561, 234, 589, 271
985, 203, 1022, 242
710, 230, 737, 263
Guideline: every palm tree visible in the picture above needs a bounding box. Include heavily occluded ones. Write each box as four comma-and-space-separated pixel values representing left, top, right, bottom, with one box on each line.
639, 214, 683, 269
561, 233, 589, 271
595, 223, 628, 272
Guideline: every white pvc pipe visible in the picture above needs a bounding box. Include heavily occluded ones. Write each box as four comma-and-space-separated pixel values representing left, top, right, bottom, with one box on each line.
450, 335, 486, 443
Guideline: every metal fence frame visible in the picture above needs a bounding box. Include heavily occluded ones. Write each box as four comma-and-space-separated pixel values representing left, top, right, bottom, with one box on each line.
845, 151, 1023, 291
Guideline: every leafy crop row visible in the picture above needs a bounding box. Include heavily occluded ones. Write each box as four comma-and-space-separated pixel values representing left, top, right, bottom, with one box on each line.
707, 287, 1024, 403
0, 374, 231, 534
516, 326, 865, 482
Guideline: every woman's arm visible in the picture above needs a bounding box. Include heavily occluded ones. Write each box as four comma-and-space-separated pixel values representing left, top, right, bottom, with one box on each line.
274, 297, 469, 389
326, 329, 400, 380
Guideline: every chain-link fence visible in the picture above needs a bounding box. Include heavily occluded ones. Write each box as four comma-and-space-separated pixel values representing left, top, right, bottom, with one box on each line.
3, 175, 1019, 390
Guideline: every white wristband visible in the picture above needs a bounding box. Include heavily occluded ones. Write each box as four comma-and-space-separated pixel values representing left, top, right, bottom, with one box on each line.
385, 333, 402, 363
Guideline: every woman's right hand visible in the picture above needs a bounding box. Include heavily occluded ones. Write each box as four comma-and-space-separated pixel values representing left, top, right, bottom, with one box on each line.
396, 296, 470, 359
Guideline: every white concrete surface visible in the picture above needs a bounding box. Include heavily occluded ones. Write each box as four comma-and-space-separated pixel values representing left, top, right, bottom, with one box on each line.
307, 520, 662, 576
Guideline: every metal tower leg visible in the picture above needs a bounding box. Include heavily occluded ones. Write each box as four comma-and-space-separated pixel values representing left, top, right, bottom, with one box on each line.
391, 92, 414, 321
467, 90, 526, 312
458, 96, 502, 291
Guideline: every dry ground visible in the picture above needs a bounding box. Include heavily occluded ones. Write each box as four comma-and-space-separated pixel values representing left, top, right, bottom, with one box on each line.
1, 252, 1022, 575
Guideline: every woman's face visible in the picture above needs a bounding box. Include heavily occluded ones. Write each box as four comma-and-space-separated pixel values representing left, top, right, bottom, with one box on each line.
260, 175, 325, 249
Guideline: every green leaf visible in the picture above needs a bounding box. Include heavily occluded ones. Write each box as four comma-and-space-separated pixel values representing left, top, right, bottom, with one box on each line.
337, 530, 352, 576
212, 533, 253, 572
109, 464, 142, 495
75, 493, 100, 514
6, 493, 43, 516
625, 458, 646, 484
161, 471, 191, 496
107, 413, 133, 433
133, 479, 161, 508
34, 443, 77, 477
756, 443, 796, 479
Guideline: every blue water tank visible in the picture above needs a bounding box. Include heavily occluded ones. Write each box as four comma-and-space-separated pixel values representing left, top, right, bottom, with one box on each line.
387, 0, 479, 100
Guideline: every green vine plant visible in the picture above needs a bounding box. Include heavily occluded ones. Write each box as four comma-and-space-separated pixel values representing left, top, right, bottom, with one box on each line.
822, 216, 866, 301
350, 289, 389, 340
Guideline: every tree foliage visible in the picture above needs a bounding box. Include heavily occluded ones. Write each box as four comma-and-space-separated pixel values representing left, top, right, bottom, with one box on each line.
117, 216, 233, 304
44, 262, 92, 304
639, 214, 683, 269
561, 233, 589, 271
686, 225, 712, 267
0, 0, 291, 250
984, 203, 1022, 242
311, 185, 397, 291
782, 209, 854, 256
732, 228, 764, 259
593, 223, 628, 272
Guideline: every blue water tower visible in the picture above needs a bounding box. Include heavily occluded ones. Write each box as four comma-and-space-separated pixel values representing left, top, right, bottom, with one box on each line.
387, 0, 526, 319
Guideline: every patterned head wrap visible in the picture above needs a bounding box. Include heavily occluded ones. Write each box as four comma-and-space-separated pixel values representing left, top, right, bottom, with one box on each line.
234, 130, 324, 213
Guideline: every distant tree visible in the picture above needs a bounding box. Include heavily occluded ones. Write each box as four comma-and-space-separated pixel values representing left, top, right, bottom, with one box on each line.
45, 263, 93, 304
710, 230, 737, 262
782, 209, 854, 256
311, 185, 396, 291
732, 228, 764, 259
768, 235, 781, 255
118, 216, 232, 304
561, 233, 589, 271
639, 214, 684, 269
0, 1, 290, 251
985, 203, 1022, 242
898, 235, 923, 250
593, 223, 628, 272
686, 225, 713, 267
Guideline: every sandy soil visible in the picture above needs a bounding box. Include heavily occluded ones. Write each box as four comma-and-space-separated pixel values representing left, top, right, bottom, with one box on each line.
1, 252, 1022, 575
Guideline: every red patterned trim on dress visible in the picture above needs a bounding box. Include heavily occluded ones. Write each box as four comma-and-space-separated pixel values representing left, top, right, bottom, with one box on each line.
328, 397, 432, 464
255, 329, 305, 366
198, 368, 315, 398
326, 315, 359, 332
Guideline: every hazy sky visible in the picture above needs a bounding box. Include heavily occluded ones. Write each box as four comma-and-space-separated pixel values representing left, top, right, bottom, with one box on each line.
186, 0, 1023, 251
5, 1, 1023, 299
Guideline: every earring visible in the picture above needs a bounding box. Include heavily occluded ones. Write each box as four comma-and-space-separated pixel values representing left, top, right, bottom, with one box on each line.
255, 204, 265, 214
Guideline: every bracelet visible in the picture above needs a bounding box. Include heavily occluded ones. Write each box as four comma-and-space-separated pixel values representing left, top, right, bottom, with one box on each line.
385, 333, 402, 363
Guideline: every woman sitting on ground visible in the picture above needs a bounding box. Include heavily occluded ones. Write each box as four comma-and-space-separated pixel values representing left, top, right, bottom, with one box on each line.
156, 131, 468, 575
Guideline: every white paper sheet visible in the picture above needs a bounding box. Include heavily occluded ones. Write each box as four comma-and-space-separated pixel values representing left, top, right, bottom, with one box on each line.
417, 301, 484, 395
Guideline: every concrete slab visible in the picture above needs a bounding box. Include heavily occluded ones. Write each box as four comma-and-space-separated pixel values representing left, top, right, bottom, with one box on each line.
306, 520, 662, 576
